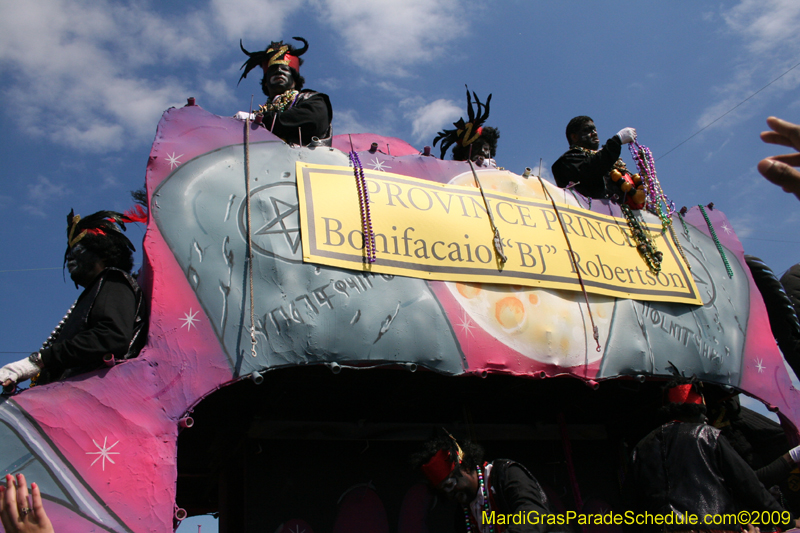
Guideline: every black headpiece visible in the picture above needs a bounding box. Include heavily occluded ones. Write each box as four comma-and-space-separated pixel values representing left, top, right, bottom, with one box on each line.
64, 209, 139, 268
432, 85, 492, 160
238, 37, 309, 85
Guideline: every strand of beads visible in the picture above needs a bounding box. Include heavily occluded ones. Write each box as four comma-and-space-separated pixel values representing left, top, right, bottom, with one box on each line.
32, 300, 78, 387
629, 142, 675, 233
258, 89, 299, 114
349, 150, 377, 263
698, 204, 733, 278
668, 224, 691, 271
462, 465, 494, 533
621, 204, 662, 273
677, 211, 691, 237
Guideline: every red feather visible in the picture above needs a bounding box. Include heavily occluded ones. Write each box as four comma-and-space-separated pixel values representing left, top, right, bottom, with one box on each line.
123, 205, 148, 224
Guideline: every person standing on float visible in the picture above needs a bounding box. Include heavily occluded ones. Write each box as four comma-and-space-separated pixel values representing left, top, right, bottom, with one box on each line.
237, 37, 333, 146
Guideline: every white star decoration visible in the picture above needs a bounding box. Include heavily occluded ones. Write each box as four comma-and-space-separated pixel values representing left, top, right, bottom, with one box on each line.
755, 358, 765, 373
370, 158, 391, 171
87, 437, 120, 471
181, 308, 199, 331
456, 311, 476, 337
720, 223, 733, 235
166, 152, 183, 170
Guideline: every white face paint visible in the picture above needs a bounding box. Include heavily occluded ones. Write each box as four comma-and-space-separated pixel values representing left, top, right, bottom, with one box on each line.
266, 64, 295, 96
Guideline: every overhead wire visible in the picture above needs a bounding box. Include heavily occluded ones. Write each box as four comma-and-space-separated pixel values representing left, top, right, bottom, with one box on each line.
657, 60, 800, 161
0, 267, 61, 273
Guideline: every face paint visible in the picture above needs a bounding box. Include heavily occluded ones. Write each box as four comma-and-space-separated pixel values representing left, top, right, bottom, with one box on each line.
577, 121, 600, 150
66, 244, 103, 287
436, 465, 478, 505
471, 141, 492, 165
266, 64, 295, 96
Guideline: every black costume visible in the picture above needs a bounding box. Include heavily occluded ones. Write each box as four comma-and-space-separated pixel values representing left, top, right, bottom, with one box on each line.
38, 268, 146, 384
456, 460, 559, 533
782, 263, 800, 319
628, 421, 786, 531
260, 90, 332, 146
551, 135, 622, 199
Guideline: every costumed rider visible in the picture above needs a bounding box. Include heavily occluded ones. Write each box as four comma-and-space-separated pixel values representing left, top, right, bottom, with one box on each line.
411, 432, 563, 533
237, 37, 332, 146
704, 383, 800, 515
0, 210, 147, 388
552, 116, 641, 204
433, 87, 500, 169
627, 377, 790, 532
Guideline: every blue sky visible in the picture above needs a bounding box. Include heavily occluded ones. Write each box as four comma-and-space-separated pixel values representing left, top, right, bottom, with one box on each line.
2, 1, 800, 530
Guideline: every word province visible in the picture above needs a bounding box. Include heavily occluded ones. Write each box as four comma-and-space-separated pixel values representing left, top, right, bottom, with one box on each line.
298, 164, 700, 304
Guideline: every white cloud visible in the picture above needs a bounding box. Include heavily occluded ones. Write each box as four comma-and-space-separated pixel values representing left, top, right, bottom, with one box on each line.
0, 0, 472, 155
22, 176, 66, 217
0, 0, 300, 153
210, 0, 300, 41
316, 77, 343, 92
404, 98, 462, 143
202, 79, 235, 105
696, 1, 800, 131
723, 0, 800, 55
333, 108, 399, 137
314, 0, 468, 76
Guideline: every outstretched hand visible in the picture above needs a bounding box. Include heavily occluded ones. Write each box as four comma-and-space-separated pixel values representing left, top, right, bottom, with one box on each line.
0, 357, 40, 387
0, 474, 54, 533
758, 116, 800, 200
617, 127, 637, 144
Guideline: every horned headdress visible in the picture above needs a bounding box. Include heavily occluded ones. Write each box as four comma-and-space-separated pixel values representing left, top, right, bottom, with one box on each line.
238, 37, 309, 84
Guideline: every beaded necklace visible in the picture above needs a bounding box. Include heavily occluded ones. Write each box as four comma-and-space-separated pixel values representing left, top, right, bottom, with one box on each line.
620, 204, 662, 273
627, 142, 696, 272
572, 144, 669, 273
628, 142, 675, 233
699, 204, 733, 278
462, 465, 494, 533
259, 89, 299, 114
349, 149, 376, 263
571, 146, 634, 202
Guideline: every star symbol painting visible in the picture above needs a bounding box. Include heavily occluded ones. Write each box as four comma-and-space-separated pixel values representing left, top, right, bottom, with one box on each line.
456, 311, 476, 337
254, 197, 301, 253
720, 223, 733, 235
370, 158, 391, 171
181, 308, 199, 331
86, 437, 120, 471
166, 152, 183, 170
755, 358, 765, 373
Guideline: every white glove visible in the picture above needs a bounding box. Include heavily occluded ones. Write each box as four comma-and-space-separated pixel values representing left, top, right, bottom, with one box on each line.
789, 445, 800, 463
617, 127, 637, 144
233, 111, 255, 121
0, 356, 41, 386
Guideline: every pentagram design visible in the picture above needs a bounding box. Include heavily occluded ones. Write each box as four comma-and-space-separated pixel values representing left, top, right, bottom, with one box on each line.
255, 197, 300, 251
238, 182, 303, 263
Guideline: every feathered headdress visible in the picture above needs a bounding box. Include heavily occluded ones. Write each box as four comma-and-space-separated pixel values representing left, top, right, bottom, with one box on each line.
433, 86, 492, 160
238, 37, 309, 84
64, 207, 145, 266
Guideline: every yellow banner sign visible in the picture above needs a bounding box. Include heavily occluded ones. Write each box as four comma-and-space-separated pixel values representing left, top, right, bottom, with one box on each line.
296, 163, 701, 304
